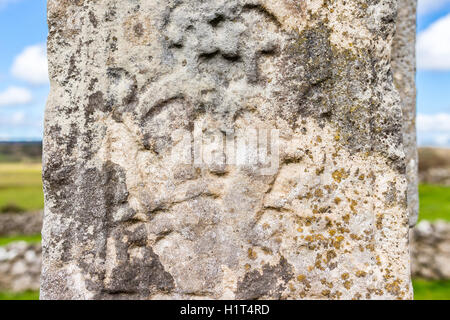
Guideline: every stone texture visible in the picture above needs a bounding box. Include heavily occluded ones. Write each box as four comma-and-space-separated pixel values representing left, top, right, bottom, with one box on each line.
0, 211, 43, 237
2, 217, 446, 295
42, 0, 413, 300
0, 242, 41, 292
0, 219, 443, 295
411, 221, 450, 280
391, 0, 418, 227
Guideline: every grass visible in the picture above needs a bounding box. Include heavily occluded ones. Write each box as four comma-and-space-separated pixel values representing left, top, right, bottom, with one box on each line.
0, 291, 39, 300
418, 184, 450, 222
413, 279, 450, 300
0, 234, 41, 247
0, 163, 43, 213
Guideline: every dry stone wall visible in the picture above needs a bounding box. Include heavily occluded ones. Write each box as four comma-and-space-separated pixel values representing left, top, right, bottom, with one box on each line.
0, 212, 43, 237
411, 221, 450, 280
42, 0, 414, 300
0, 242, 41, 292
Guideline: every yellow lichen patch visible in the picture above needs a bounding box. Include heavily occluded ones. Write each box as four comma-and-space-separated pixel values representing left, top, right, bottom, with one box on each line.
341, 273, 350, 280
333, 291, 343, 299
337, 226, 350, 234
314, 188, 324, 198
332, 168, 349, 183
385, 279, 402, 296
321, 278, 334, 288
321, 289, 331, 297
333, 235, 345, 249
245, 263, 251, 270
326, 250, 337, 262
324, 184, 334, 193
334, 131, 341, 141
334, 197, 342, 205
315, 167, 325, 175
376, 213, 383, 230
315, 254, 324, 270
297, 274, 306, 282
343, 280, 353, 290
262, 247, 273, 255
350, 105, 360, 112
342, 214, 350, 223
376, 255, 382, 266
352, 293, 362, 300
349, 233, 359, 240
311, 233, 326, 242
355, 270, 367, 278
349, 199, 358, 214
247, 248, 257, 260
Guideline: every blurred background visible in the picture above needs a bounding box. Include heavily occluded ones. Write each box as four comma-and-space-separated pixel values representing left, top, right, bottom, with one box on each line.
0, 0, 449, 300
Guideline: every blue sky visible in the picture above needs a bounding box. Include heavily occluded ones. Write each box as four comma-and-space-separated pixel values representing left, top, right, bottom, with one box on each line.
0, 0, 47, 141
0, 0, 449, 147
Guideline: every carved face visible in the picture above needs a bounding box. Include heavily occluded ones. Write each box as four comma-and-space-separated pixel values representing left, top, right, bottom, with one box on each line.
110, 2, 295, 156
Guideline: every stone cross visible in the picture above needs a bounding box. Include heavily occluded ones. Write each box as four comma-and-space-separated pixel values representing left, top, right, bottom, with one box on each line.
41, 0, 417, 300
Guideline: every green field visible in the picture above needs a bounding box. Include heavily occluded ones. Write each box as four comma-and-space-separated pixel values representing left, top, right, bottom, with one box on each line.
0, 162, 449, 300
0, 163, 43, 213
413, 279, 450, 300
0, 291, 39, 300
0, 234, 42, 247
419, 184, 450, 222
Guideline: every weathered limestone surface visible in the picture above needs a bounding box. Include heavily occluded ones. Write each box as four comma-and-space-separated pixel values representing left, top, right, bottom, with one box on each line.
42, 0, 413, 299
392, 0, 418, 227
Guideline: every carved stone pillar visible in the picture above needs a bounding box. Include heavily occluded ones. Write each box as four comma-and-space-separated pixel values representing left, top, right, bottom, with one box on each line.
41, 0, 413, 300
392, 0, 418, 227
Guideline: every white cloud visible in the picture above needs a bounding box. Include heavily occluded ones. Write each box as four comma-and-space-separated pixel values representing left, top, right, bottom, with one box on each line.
418, 0, 450, 15
0, 134, 11, 141
417, 113, 450, 132
0, 86, 32, 106
10, 111, 25, 125
11, 44, 49, 85
433, 133, 450, 146
417, 113, 450, 147
417, 13, 450, 70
